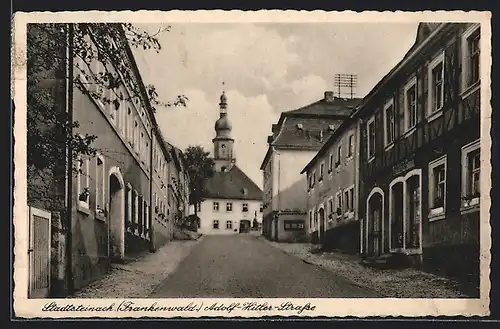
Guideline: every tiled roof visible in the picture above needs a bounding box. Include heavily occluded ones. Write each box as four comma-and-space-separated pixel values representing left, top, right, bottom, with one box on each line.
203, 165, 262, 200
270, 96, 362, 149
272, 117, 344, 149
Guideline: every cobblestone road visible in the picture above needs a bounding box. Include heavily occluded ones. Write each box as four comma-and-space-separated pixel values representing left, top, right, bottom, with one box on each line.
149, 234, 379, 298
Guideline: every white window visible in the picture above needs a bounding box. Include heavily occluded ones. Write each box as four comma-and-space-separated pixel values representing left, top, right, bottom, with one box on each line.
328, 197, 334, 221
77, 155, 90, 209
226, 202, 233, 212
367, 116, 376, 161
428, 51, 445, 115
347, 134, 354, 158
404, 77, 418, 132
226, 220, 232, 229
213, 220, 219, 229
461, 140, 481, 209
384, 98, 395, 146
335, 191, 343, 216
260, 204, 263, 213
345, 185, 355, 213
462, 24, 481, 91
213, 202, 219, 211
242, 203, 248, 212
328, 153, 333, 173
319, 162, 324, 181
312, 170, 316, 188
336, 142, 342, 168
95, 154, 106, 217
429, 155, 447, 218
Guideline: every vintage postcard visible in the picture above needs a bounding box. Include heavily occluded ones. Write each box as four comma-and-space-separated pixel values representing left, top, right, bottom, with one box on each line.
12, 10, 492, 318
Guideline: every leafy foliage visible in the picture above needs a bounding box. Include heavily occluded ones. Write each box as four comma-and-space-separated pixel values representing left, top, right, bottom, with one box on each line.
183, 145, 215, 214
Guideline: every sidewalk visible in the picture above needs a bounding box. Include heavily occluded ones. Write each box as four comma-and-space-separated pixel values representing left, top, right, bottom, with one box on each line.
71, 237, 203, 298
262, 237, 472, 298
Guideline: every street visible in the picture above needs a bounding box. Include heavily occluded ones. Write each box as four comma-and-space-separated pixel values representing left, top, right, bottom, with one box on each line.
149, 234, 379, 298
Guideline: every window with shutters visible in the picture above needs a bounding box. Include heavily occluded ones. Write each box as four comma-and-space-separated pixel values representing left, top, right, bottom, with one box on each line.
77, 155, 90, 211
404, 77, 418, 134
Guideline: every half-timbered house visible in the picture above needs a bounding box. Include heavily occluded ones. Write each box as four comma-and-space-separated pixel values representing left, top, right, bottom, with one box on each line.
356, 23, 481, 285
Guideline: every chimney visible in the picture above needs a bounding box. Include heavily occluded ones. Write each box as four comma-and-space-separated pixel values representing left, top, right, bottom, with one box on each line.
319, 130, 324, 142
267, 135, 274, 144
272, 124, 279, 133
324, 91, 335, 103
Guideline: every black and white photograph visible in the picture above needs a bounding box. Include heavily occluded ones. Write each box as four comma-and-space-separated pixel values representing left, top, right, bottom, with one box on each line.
12, 10, 492, 318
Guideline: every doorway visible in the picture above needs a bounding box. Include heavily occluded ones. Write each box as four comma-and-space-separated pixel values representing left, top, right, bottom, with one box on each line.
366, 190, 384, 257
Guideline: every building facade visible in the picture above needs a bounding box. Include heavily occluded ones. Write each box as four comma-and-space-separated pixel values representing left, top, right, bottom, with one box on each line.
356, 23, 481, 284
261, 91, 361, 242
26, 24, 188, 295
301, 116, 361, 253
198, 91, 263, 235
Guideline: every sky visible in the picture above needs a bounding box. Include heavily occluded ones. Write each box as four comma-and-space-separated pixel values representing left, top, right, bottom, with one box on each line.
132, 22, 419, 189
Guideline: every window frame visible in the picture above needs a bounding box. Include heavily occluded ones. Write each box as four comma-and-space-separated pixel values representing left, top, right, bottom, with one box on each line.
242, 203, 249, 213
226, 202, 233, 212
213, 220, 219, 230
77, 154, 90, 212
461, 24, 481, 94
383, 98, 395, 148
427, 51, 446, 120
213, 201, 219, 212
347, 133, 354, 160
404, 76, 418, 135
328, 153, 334, 174
95, 154, 106, 220
226, 220, 233, 230
461, 139, 481, 212
366, 116, 376, 162
335, 141, 342, 169
319, 161, 325, 182
335, 190, 343, 218
428, 155, 447, 221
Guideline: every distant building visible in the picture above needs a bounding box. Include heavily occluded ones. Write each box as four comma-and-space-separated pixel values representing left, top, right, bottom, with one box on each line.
260, 91, 362, 242
197, 91, 263, 234
301, 114, 361, 253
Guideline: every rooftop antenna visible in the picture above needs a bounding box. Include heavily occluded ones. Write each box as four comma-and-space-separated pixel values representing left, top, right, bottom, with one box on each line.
334, 73, 358, 99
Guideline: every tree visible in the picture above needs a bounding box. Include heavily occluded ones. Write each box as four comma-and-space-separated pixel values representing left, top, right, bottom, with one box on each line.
183, 145, 215, 217
26, 23, 188, 209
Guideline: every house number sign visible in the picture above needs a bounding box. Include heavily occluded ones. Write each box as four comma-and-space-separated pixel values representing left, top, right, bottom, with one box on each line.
392, 158, 415, 177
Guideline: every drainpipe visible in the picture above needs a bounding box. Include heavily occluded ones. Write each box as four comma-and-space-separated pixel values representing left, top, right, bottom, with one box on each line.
275, 149, 281, 241
149, 127, 155, 252
64, 23, 75, 295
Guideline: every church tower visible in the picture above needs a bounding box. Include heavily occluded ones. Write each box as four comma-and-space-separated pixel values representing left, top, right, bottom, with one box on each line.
212, 90, 235, 172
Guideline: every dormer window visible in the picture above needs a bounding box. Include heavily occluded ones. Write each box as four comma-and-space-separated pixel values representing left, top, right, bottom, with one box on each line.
328, 124, 335, 131
296, 123, 303, 130
241, 188, 248, 196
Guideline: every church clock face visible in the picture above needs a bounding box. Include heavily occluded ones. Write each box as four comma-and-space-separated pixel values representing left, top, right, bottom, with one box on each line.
221, 144, 226, 149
